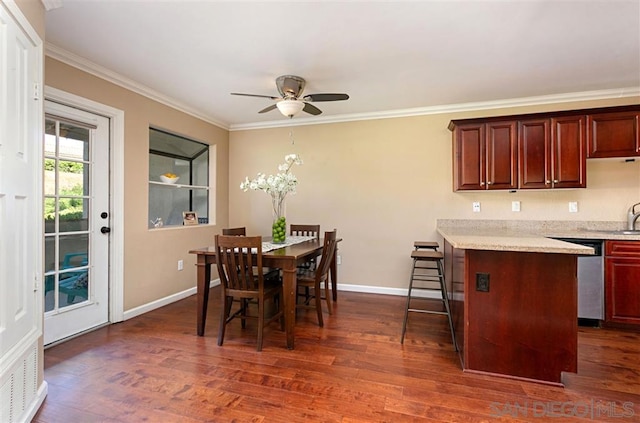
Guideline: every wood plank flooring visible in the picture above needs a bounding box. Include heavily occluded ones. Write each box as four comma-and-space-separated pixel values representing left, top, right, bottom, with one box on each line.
35, 289, 639, 422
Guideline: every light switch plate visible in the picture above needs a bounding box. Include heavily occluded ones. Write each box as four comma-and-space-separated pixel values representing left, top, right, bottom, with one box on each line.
512, 201, 521, 212
569, 202, 578, 213
473, 202, 481, 212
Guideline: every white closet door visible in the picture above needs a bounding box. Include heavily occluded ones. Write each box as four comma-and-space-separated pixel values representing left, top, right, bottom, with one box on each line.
0, 2, 46, 422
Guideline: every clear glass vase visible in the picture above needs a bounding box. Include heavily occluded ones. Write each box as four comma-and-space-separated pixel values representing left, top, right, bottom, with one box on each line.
272, 215, 287, 244
271, 195, 286, 243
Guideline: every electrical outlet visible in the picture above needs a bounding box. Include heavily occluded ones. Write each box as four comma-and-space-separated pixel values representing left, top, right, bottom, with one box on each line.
473, 202, 481, 212
178, 259, 184, 271
476, 273, 490, 292
337, 255, 342, 265
512, 201, 521, 212
569, 202, 578, 213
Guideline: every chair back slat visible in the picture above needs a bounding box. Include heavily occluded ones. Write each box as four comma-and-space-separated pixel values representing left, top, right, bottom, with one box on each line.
290, 224, 320, 239
315, 230, 337, 282
215, 235, 264, 292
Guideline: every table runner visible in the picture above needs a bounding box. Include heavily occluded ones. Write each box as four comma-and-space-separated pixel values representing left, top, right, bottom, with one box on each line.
261, 235, 317, 252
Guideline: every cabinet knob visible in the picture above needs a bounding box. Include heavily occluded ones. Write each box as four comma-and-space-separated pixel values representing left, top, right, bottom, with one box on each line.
487, 181, 493, 185
480, 182, 485, 186
545, 180, 551, 185
553, 179, 559, 184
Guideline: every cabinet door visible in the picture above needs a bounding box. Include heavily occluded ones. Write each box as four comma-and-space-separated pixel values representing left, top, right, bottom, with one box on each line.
518, 119, 550, 189
551, 116, 586, 188
587, 111, 640, 158
605, 241, 640, 326
453, 123, 485, 190
605, 257, 640, 325
485, 121, 517, 190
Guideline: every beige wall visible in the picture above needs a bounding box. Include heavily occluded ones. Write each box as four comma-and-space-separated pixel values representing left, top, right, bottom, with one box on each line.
45, 58, 229, 310
229, 97, 640, 290
43, 47, 640, 299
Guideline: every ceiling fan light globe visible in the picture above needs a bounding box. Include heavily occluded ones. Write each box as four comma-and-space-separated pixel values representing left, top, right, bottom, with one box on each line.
276, 99, 305, 117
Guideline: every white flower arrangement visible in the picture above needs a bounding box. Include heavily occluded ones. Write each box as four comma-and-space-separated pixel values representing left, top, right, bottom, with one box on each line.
240, 154, 303, 219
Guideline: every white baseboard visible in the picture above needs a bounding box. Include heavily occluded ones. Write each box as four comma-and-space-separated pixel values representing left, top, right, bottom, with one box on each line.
123, 279, 219, 321
20, 382, 48, 423
123, 280, 440, 322
337, 283, 443, 300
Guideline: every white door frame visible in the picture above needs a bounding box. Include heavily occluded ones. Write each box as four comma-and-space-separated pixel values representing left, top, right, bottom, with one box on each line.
45, 86, 125, 323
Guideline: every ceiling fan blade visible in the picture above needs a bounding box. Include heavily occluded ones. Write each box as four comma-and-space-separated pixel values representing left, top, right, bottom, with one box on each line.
303, 93, 349, 102
303, 102, 322, 116
231, 92, 280, 100
258, 104, 278, 114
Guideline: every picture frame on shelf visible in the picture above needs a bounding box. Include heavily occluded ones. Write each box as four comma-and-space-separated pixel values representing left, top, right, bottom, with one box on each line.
183, 211, 198, 226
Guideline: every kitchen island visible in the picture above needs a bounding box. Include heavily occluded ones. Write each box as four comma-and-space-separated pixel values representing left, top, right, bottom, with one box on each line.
437, 222, 594, 386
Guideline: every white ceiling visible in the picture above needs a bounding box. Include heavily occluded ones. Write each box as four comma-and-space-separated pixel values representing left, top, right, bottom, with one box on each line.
44, 1, 640, 130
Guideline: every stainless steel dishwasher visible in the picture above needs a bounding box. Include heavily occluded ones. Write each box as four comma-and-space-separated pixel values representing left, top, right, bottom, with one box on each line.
554, 238, 604, 326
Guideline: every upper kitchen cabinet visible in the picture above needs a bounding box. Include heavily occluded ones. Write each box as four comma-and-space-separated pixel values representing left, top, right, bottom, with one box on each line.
518, 119, 550, 189
587, 111, 640, 158
518, 116, 586, 189
452, 121, 517, 191
450, 105, 637, 191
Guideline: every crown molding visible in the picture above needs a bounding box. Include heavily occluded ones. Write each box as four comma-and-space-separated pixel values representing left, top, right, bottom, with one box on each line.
41, 0, 63, 11
45, 43, 229, 130
230, 87, 640, 131
45, 43, 638, 133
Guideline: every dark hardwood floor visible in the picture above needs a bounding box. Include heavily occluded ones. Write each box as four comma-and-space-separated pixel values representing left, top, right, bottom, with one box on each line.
35, 289, 639, 422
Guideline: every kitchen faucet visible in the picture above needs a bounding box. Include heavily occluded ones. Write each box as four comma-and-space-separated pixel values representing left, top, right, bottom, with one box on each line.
627, 202, 640, 230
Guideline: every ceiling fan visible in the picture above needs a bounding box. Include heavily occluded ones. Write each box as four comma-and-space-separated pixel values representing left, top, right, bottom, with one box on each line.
231, 75, 349, 118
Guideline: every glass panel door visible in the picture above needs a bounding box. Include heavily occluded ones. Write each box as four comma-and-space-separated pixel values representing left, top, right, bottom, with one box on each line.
44, 119, 91, 310
43, 100, 110, 345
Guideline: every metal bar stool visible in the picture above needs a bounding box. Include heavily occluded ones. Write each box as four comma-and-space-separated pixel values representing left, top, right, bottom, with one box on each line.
401, 243, 457, 350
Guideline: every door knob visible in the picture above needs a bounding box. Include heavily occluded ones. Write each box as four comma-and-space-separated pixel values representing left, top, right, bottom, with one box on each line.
100, 226, 111, 234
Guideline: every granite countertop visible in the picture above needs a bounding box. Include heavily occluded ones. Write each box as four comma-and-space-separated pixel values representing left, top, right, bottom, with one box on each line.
437, 219, 640, 255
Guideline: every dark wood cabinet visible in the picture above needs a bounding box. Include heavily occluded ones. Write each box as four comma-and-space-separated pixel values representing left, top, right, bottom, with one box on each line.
452, 121, 517, 191
519, 116, 586, 189
605, 240, 640, 326
519, 119, 551, 189
450, 105, 637, 191
550, 116, 587, 188
587, 111, 640, 158
443, 241, 578, 384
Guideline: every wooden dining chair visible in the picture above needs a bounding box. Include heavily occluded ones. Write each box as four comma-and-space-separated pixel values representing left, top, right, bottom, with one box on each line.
222, 227, 280, 281
214, 235, 284, 351
290, 224, 320, 270
296, 229, 338, 327
290, 224, 321, 301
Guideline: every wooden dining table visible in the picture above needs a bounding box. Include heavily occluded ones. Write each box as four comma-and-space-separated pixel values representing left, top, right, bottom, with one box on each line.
189, 237, 339, 349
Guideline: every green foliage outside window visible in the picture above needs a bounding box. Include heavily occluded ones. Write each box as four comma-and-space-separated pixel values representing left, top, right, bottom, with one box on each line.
44, 158, 83, 174
44, 158, 86, 221
44, 184, 85, 221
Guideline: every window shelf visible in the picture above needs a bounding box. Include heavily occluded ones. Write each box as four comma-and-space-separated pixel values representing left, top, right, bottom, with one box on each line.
148, 181, 209, 190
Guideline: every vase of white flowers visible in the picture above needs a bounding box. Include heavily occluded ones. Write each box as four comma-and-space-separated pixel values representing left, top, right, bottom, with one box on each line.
240, 154, 303, 243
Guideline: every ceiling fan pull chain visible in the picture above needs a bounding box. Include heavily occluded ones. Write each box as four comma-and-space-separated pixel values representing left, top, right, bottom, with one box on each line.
289, 128, 295, 145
